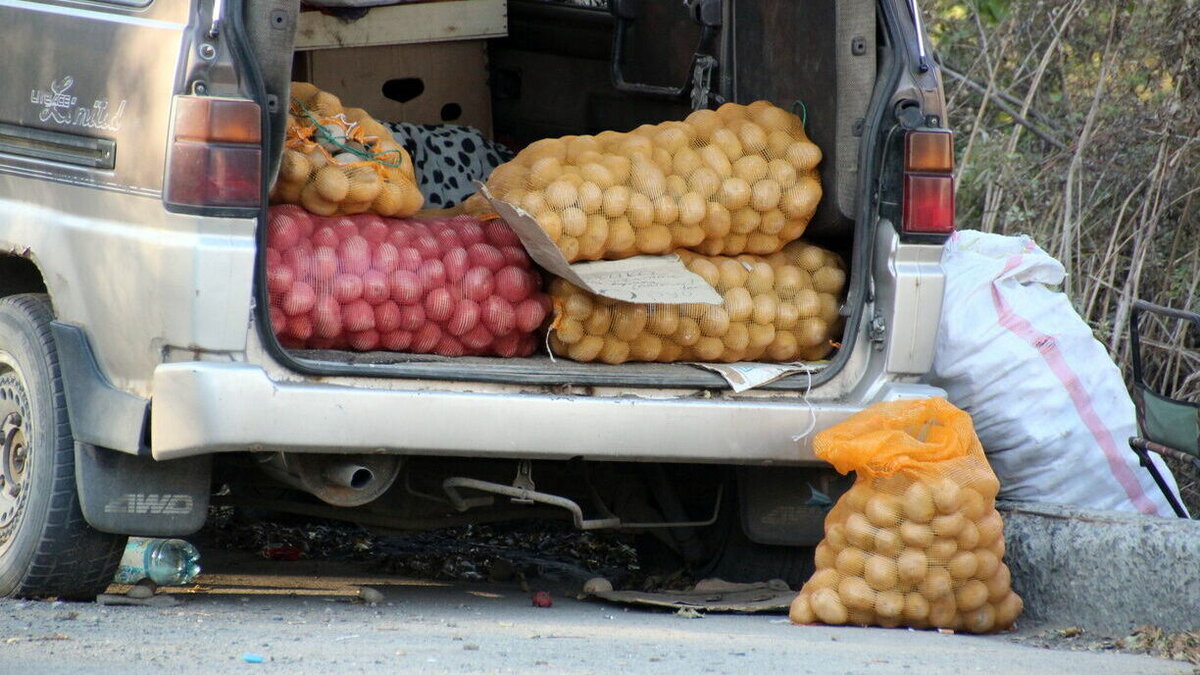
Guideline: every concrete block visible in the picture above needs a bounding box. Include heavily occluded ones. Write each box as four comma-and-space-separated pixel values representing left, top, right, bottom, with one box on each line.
999, 500, 1200, 633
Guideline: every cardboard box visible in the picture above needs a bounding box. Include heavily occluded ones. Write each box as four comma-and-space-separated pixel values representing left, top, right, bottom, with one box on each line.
297, 41, 492, 135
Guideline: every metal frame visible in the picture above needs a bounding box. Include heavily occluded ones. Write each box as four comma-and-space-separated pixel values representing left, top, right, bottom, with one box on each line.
1127, 299, 1200, 519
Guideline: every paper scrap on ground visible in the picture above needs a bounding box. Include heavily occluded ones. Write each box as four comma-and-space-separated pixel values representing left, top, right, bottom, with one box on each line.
480, 185, 722, 305
692, 361, 825, 392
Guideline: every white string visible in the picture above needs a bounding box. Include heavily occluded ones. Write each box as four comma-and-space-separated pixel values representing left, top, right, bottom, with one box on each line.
544, 326, 557, 363
791, 368, 818, 444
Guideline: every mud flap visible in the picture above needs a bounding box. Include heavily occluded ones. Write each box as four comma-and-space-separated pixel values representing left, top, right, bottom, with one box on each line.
75, 443, 211, 536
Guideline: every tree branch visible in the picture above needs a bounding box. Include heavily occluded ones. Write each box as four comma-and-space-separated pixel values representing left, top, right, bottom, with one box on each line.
939, 64, 1068, 151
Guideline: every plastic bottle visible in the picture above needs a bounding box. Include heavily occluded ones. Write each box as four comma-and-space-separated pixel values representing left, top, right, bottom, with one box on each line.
114, 537, 202, 586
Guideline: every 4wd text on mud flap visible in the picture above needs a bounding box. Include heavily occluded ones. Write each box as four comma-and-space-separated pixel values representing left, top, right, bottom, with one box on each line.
104, 494, 194, 515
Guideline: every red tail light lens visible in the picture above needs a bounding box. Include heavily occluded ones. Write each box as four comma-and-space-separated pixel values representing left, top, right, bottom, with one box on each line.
902, 174, 955, 234
902, 129, 955, 236
164, 95, 262, 211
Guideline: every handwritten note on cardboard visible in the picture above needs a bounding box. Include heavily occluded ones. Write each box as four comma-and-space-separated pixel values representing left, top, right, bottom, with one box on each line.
480, 185, 722, 305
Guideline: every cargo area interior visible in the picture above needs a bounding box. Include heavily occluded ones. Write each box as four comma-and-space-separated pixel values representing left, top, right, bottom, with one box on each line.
276, 0, 876, 390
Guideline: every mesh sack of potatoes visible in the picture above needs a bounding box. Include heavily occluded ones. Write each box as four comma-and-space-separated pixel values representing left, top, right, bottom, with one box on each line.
789, 398, 1023, 634
271, 82, 424, 218
546, 240, 845, 364
478, 101, 822, 262
266, 205, 550, 357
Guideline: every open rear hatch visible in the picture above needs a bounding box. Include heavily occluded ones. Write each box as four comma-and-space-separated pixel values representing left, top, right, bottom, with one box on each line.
242, 0, 880, 391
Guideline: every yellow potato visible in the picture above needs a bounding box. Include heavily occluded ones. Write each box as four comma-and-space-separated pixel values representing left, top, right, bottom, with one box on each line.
563, 293, 595, 321
733, 154, 769, 183
766, 332, 799, 361
655, 125, 690, 154
993, 591, 1024, 630
529, 157, 564, 189
630, 158, 667, 197
835, 547, 868, 577
759, 209, 786, 235
731, 207, 761, 235
580, 162, 615, 189
973, 549, 1000, 581
678, 192, 707, 226
717, 258, 750, 289
747, 323, 776, 353
783, 174, 822, 216
789, 592, 816, 625
927, 595, 959, 629
919, 567, 954, 602
948, 551, 979, 580
903, 592, 931, 627
602, 155, 632, 183
874, 590, 905, 620
931, 478, 964, 515
647, 307, 680, 336
577, 181, 604, 213
635, 225, 673, 254
865, 494, 903, 528
810, 588, 848, 625
902, 482, 936, 524
553, 318, 585, 345
611, 305, 649, 342
841, 484, 873, 513
928, 537, 958, 562
280, 149, 311, 184
722, 323, 751, 353
544, 179, 578, 210
814, 541, 837, 570
767, 158, 798, 188
900, 521, 935, 549
824, 524, 848, 553
685, 108, 722, 139
774, 267, 806, 298
627, 193, 655, 228
701, 202, 732, 238
812, 266, 846, 295
313, 166, 350, 203
583, 306, 613, 335
688, 257, 721, 286
796, 317, 830, 348
838, 576, 877, 611
718, 177, 753, 210
897, 548, 928, 585
864, 555, 899, 591
751, 179, 782, 212
561, 207, 587, 237
722, 287, 754, 322
672, 317, 701, 347
960, 489, 987, 522
628, 333, 663, 361
653, 195, 679, 225
975, 510, 1004, 547
931, 513, 966, 539
961, 604, 996, 635
710, 127, 744, 161
597, 337, 630, 364
567, 335, 604, 362
873, 528, 902, 554
699, 307, 732, 337
986, 564, 1012, 603
604, 216, 636, 254
957, 521, 981, 551
672, 147, 703, 178
751, 294, 778, 326
774, 302, 800, 330
955, 579, 989, 613
300, 183, 339, 216
807, 568, 839, 590
692, 336, 724, 361
786, 141, 823, 171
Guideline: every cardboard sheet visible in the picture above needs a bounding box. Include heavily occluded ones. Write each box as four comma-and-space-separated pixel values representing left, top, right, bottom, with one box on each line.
691, 361, 825, 392
480, 186, 722, 305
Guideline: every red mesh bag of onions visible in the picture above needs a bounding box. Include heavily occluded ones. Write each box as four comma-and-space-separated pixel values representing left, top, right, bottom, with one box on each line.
265, 205, 550, 357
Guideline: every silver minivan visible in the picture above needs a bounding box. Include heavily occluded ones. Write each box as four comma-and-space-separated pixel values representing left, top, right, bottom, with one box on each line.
0, 0, 951, 598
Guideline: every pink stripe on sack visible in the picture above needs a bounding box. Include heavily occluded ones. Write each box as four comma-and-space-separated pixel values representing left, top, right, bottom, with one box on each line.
990, 255, 1159, 514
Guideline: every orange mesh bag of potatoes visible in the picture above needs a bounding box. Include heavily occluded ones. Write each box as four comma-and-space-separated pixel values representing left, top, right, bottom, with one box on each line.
479, 101, 822, 262
790, 398, 1022, 634
546, 240, 845, 364
271, 82, 424, 218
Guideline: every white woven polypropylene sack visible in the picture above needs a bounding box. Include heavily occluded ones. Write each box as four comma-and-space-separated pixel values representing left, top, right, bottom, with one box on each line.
928, 230, 1179, 515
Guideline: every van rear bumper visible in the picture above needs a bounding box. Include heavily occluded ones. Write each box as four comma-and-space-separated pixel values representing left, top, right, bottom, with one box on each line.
150, 362, 942, 463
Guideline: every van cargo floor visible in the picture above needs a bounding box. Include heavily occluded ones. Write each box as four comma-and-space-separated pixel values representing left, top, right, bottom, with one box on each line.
288, 349, 827, 391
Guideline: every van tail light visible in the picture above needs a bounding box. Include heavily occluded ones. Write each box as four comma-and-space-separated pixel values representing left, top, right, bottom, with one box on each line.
164, 95, 262, 211
901, 129, 955, 235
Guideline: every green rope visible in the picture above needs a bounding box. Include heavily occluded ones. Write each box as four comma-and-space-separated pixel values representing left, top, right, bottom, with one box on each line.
791, 100, 809, 128
291, 99, 406, 168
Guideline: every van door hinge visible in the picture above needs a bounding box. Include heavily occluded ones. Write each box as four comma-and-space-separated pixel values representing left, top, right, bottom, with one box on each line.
869, 311, 887, 347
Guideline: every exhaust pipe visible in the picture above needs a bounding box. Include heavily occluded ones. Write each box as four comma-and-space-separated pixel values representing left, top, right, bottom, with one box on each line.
259, 453, 402, 507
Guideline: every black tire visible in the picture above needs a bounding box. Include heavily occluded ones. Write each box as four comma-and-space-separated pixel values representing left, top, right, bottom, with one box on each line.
0, 294, 125, 599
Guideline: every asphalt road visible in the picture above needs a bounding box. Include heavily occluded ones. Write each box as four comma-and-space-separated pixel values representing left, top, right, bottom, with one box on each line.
0, 551, 1184, 674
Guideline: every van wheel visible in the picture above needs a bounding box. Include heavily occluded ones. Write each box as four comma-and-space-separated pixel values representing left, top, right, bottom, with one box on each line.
0, 294, 125, 599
